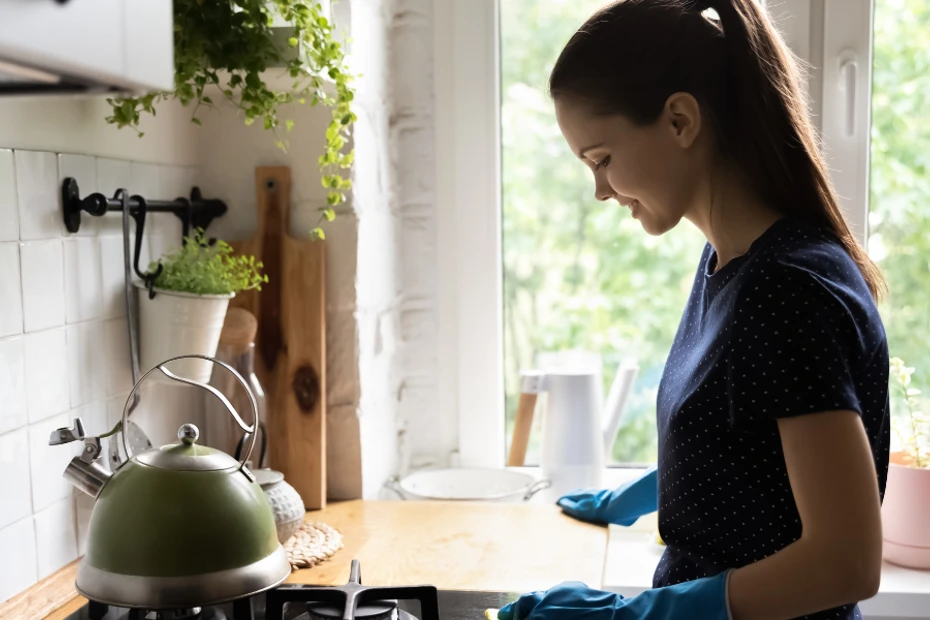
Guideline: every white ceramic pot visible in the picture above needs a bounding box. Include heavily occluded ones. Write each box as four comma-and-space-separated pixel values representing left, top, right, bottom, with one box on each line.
135, 281, 233, 383
387, 468, 550, 503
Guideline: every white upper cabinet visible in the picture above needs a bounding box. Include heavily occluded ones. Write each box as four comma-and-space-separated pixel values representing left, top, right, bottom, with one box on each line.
0, 0, 173, 95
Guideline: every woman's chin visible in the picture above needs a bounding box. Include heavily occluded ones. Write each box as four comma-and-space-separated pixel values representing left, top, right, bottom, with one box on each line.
638, 214, 677, 237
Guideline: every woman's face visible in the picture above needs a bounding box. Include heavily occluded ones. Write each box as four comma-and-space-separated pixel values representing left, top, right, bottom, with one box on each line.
554, 95, 706, 236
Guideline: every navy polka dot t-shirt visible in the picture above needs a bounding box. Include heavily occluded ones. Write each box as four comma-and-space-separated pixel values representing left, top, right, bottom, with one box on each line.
653, 217, 890, 620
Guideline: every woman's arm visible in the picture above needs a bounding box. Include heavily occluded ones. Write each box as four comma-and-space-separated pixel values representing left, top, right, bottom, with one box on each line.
727, 410, 883, 620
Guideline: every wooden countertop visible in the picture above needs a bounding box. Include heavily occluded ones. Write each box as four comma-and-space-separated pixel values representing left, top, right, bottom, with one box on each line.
6, 500, 605, 620
288, 500, 607, 592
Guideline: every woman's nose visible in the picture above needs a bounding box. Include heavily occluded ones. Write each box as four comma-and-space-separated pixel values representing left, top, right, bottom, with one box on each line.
594, 174, 615, 202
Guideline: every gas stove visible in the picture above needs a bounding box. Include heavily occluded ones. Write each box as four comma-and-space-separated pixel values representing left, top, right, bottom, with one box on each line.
62, 560, 517, 620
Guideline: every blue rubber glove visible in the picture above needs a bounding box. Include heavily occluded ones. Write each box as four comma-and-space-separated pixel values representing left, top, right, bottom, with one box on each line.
557, 465, 658, 526
497, 572, 730, 620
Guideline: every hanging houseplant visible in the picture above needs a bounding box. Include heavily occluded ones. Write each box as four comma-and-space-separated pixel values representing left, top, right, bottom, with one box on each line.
137, 231, 268, 383
881, 357, 930, 569
105, 0, 355, 240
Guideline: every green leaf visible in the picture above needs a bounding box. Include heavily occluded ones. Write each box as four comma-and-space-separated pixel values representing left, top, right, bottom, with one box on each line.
191, 117, 202, 126
202, 96, 213, 104
313, 227, 326, 240
288, 37, 299, 47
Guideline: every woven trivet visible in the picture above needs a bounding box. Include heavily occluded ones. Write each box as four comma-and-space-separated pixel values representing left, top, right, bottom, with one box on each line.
284, 521, 344, 571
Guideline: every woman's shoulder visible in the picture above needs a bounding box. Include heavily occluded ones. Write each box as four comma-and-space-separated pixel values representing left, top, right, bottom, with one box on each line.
737, 218, 880, 325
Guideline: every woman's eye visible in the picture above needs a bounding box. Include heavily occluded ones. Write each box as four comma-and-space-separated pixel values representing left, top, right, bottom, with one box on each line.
595, 155, 611, 170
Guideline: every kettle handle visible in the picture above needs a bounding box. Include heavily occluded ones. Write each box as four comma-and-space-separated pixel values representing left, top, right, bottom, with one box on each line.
121, 354, 259, 471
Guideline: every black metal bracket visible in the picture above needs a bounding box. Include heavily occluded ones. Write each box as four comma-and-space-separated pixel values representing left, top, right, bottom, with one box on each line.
61, 177, 227, 238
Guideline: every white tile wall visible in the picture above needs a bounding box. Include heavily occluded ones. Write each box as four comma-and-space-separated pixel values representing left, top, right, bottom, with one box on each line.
67, 321, 106, 407
0, 242, 22, 337
20, 240, 65, 332
24, 328, 69, 423
34, 496, 78, 580
0, 516, 38, 603
0, 149, 18, 242
0, 148, 202, 604
0, 337, 26, 435
16, 150, 62, 241
0, 428, 31, 530
63, 237, 103, 324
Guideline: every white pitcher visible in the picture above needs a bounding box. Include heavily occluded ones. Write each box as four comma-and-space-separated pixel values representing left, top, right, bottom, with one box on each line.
508, 356, 638, 501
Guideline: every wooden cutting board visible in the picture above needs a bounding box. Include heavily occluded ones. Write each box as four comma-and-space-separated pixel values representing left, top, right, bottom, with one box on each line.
288, 500, 608, 592
230, 166, 327, 510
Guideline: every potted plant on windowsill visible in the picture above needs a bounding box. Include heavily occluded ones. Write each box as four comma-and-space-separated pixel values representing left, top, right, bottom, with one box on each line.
881, 357, 930, 569
137, 230, 268, 383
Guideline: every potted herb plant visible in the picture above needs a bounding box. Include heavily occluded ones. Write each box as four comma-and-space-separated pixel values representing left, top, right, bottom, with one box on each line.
136, 231, 267, 383
881, 357, 930, 569
106, 0, 355, 238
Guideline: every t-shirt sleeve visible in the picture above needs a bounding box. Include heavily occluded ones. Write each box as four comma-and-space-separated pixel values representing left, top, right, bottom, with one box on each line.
726, 264, 862, 430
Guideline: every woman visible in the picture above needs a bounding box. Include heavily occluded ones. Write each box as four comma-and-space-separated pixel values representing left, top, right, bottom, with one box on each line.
498, 1, 890, 619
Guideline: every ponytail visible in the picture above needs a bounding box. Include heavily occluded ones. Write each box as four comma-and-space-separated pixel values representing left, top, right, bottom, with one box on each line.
550, 0, 886, 299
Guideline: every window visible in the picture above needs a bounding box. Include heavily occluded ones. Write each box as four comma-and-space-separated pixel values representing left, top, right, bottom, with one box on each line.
435, 0, 920, 469
499, 0, 705, 464
869, 0, 930, 438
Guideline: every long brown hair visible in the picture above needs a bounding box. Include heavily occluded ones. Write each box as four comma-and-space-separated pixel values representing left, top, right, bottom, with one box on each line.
549, 0, 885, 299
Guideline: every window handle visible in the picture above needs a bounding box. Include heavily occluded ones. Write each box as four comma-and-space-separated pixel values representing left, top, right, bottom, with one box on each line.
841, 57, 858, 138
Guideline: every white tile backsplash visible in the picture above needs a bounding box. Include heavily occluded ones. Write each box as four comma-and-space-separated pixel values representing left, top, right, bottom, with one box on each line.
29, 413, 80, 512
100, 236, 127, 319
0, 149, 18, 242
104, 318, 133, 397
0, 428, 31, 530
64, 237, 103, 323
16, 150, 62, 241
58, 154, 98, 237
67, 322, 106, 408
0, 149, 198, 603
34, 496, 78, 580
0, 337, 27, 435
96, 158, 133, 237
0, 242, 23, 337
24, 328, 70, 423
0, 516, 38, 603
20, 240, 65, 332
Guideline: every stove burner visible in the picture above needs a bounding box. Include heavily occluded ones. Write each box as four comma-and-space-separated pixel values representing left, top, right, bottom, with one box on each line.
265, 560, 439, 620
307, 600, 397, 620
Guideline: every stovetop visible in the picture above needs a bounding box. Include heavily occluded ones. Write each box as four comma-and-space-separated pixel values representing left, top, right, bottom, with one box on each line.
62, 561, 518, 620
63, 590, 515, 620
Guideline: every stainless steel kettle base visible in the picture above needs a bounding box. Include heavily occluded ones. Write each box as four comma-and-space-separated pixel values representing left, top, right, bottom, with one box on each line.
76, 546, 290, 610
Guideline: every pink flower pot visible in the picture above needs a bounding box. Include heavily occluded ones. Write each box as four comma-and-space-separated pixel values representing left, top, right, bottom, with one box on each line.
882, 454, 930, 569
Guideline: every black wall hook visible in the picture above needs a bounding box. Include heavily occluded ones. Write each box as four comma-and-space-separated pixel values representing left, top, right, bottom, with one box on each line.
61, 177, 227, 238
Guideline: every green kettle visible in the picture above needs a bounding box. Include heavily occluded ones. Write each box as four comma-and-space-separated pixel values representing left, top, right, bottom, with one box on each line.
49, 355, 290, 609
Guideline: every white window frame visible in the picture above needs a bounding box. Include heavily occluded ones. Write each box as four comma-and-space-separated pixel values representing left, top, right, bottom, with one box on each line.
433, 0, 873, 470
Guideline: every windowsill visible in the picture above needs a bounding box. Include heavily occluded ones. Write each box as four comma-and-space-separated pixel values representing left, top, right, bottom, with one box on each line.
514, 466, 930, 618
603, 524, 930, 619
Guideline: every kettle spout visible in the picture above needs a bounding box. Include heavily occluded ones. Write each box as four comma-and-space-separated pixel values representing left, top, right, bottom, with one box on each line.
602, 360, 639, 456
49, 418, 112, 498
64, 454, 112, 498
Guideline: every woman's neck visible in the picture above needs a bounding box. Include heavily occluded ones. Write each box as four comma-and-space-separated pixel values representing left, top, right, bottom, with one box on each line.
685, 165, 783, 271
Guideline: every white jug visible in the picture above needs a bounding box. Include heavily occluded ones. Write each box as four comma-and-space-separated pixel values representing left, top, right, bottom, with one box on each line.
508, 357, 638, 501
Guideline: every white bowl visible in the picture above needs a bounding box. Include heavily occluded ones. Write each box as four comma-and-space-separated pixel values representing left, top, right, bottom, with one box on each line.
389, 468, 550, 503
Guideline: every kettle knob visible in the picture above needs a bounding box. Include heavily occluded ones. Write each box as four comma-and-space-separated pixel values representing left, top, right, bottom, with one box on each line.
178, 424, 200, 445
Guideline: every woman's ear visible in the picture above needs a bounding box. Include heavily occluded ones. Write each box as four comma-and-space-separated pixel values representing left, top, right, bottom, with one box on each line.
665, 92, 702, 149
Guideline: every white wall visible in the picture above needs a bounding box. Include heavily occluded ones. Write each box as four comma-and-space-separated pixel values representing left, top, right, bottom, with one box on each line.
0, 96, 201, 604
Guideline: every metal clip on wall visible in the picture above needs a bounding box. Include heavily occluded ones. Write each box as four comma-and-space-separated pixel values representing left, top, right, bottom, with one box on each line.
60, 177, 228, 297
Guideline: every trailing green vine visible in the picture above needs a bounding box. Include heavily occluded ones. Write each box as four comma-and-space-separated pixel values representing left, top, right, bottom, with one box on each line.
105, 0, 355, 239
